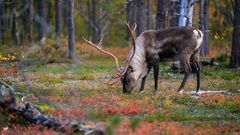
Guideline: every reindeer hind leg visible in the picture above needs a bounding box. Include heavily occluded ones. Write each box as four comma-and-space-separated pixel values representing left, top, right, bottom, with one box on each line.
190, 54, 202, 94
178, 57, 192, 93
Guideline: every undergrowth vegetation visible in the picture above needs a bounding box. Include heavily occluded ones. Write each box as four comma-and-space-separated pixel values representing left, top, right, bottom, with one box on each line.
0, 45, 240, 134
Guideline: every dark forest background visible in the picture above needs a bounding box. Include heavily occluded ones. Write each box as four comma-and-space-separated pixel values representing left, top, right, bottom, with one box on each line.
0, 0, 239, 67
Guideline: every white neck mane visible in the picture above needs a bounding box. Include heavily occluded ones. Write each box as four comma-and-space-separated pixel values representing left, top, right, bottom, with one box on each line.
129, 36, 148, 81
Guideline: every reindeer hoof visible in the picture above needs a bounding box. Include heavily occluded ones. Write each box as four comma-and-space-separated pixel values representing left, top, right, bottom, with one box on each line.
191, 92, 199, 96
139, 90, 146, 94
154, 91, 160, 95
194, 89, 201, 95
177, 89, 183, 94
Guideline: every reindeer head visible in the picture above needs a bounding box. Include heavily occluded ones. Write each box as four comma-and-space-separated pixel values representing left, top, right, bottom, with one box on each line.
83, 22, 137, 94
121, 65, 141, 93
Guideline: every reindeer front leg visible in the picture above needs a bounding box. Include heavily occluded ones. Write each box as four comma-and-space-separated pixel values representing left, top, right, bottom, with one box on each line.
140, 76, 147, 92
140, 67, 151, 92
153, 63, 159, 92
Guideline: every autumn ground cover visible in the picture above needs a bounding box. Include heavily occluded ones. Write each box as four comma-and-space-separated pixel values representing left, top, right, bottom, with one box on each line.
0, 42, 240, 135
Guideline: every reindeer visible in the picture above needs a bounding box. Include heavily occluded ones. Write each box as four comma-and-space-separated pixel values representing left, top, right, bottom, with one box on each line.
83, 22, 203, 94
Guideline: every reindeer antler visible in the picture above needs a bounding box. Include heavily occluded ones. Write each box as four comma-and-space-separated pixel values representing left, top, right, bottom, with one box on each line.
82, 22, 137, 85
82, 36, 123, 85
82, 36, 122, 73
120, 22, 137, 76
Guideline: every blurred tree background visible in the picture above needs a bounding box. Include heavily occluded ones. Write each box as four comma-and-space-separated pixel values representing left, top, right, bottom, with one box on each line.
0, 0, 239, 67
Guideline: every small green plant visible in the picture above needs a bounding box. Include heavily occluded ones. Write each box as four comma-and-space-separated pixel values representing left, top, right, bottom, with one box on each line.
216, 53, 228, 63
110, 115, 122, 127
130, 116, 142, 131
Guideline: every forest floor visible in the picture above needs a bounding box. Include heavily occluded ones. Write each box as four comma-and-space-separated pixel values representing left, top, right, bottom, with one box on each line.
0, 43, 240, 134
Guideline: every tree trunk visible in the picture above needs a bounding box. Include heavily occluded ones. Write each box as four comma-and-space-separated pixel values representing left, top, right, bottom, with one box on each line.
146, 0, 152, 30
178, 0, 195, 27
199, 0, 204, 30
169, 1, 179, 27
0, 0, 4, 44
126, 0, 134, 40
178, 0, 187, 26
126, 0, 134, 25
27, 0, 34, 44
47, 1, 52, 23
91, 0, 97, 43
200, 0, 210, 56
229, 0, 240, 68
156, 0, 167, 30
186, 1, 194, 26
136, 0, 145, 36
11, 0, 20, 45
87, 0, 91, 37
105, 0, 111, 45
0, 81, 105, 134
63, 0, 68, 28
39, 0, 46, 38
21, 0, 27, 42
97, 0, 102, 42
67, 0, 77, 62
55, 0, 62, 39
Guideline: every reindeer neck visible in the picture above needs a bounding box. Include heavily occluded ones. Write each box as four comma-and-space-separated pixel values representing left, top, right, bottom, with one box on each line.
130, 36, 148, 80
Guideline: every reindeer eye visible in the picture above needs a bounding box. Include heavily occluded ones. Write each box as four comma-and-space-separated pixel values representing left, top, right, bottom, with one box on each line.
126, 76, 130, 82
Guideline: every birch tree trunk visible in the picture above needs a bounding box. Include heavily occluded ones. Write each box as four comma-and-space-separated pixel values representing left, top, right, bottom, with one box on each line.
229, 0, 240, 68
67, 0, 77, 62
178, 0, 187, 26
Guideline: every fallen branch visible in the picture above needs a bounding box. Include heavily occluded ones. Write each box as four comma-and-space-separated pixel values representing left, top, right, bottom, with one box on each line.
0, 59, 19, 63
171, 58, 219, 72
0, 81, 105, 135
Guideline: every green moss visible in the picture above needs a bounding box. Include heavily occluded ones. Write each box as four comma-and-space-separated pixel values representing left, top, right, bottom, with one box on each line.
223, 101, 240, 113
145, 113, 168, 122
202, 66, 240, 80
37, 103, 56, 112
26, 64, 113, 74
73, 74, 95, 80
171, 95, 198, 105
38, 76, 63, 84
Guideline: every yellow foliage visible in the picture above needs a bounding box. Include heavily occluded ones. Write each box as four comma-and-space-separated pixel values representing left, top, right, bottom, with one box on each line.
163, 98, 172, 106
